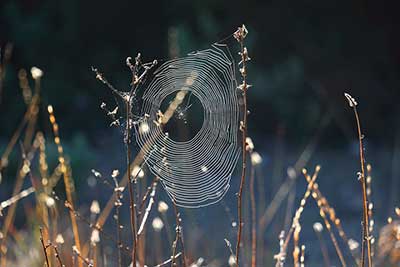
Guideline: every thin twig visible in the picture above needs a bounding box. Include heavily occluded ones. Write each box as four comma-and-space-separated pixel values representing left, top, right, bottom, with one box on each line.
113, 174, 123, 267
171, 201, 186, 267
53, 244, 65, 267
249, 156, 257, 267
138, 178, 159, 236
73, 246, 93, 267
139, 176, 160, 214
154, 252, 182, 267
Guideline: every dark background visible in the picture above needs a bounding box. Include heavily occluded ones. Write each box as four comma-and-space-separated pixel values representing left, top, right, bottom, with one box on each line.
1, 0, 399, 145
1, 1, 400, 265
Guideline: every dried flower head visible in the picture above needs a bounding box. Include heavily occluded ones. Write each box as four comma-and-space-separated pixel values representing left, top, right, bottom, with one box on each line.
233, 24, 248, 42
30, 66, 43, 79
245, 137, 254, 151
344, 93, 358, 107
111, 169, 119, 178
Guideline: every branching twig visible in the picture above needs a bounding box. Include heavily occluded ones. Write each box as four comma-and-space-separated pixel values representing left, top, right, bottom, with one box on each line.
93, 55, 156, 266
234, 24, 250, 267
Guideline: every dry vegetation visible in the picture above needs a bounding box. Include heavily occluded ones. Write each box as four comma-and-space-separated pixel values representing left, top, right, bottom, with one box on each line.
0, 25, 399, 267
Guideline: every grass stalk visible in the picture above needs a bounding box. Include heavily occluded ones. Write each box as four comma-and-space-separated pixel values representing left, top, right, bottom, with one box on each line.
47, 105, 82, 267
344, 93, 373, 267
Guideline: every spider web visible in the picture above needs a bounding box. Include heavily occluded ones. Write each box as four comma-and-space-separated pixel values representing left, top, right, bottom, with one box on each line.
134, 44, 241, 208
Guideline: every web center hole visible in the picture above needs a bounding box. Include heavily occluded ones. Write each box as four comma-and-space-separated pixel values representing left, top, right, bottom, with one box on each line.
160, 91, 204, 142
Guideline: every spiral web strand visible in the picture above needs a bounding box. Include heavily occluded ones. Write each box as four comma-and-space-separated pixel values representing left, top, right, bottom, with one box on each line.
134, 45, 240, 208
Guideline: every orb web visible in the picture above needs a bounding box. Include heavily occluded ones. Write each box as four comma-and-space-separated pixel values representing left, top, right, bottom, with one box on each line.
134, 45, 240, 208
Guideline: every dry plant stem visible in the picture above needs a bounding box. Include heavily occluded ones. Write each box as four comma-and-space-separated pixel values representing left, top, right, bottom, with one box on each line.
21, 141, 52, 255
114, 181, 123, 267
0, 186, 35, 216
139, 176, 160, 213
310, 180, 359, 265
284, 182, 297, 231
0, 93, 40, 174
155, 252, 182, 267
275, 231, 286, 267
53, 245, 64, 267
40, 227, 51, 267
171, 201, 186, 267
300, 245, 305, 267
276, 166, 320, 267
366, 164, 374, 257
249, 161, 257, 267
73, 247, 93, 267
23, 77, 41, 150
126, 98, 138, 266
235, 24, 249, 267
345, 94, 372, 267
293, 222, 302, 267
138, 178, 159, 236
48, 106, 82, 267
93, 57, 157, 265
302, 170, 347, 267
0, 141, 39, 266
